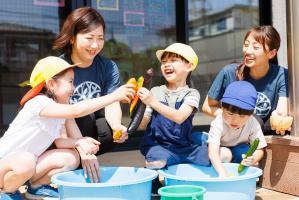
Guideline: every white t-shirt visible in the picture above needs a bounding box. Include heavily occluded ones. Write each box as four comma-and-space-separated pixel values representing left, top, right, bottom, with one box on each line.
208, 114, 267, 149
0, 95, 65, 158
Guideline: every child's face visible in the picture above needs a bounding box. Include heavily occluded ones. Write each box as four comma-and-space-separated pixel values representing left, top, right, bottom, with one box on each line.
72, 26, 104, 65
160, 55, 191, 85
243, 33, 276, 68
222, 108, 251, 129
52, 69, 75, 104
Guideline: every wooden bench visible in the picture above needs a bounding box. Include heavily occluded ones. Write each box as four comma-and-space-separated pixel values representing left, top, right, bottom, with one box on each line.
259, 135, 299, 196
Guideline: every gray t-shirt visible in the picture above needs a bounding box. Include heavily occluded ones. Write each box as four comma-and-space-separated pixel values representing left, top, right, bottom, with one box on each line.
208, 114, 267, 149
144, 85, 200, 118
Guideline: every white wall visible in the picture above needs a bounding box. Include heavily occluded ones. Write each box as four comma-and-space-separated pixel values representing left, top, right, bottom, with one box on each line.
272, 0, 288, 68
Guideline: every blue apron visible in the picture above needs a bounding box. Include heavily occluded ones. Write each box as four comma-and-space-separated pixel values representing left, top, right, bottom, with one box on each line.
140, 95, 210, 166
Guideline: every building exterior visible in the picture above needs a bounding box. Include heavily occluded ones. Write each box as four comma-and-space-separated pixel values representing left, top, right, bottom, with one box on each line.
0, 0, 298, 195
0, 0, 263, 132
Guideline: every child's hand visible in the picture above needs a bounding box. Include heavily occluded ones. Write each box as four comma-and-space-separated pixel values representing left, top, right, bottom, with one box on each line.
114, 84, 136, 103
241, 154, 254, 166
137, 87, 154, 106
76, 137, 100, 155
218, 171, 229, 178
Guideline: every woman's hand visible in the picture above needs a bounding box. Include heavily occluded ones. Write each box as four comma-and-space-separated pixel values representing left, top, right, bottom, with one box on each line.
79, 152, 100, 183
76, 137, 100, 155
113, 124, 128, 143
270, 110, 293, 135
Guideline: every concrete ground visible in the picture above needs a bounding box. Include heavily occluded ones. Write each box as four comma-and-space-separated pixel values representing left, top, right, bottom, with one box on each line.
98, 150, 299, 200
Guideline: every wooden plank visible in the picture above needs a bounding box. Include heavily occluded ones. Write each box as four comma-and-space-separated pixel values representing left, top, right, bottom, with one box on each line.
264, 135, 299, 147
264, 144, 299, 163
260, 158, 299, 196
260, 142, 299, 196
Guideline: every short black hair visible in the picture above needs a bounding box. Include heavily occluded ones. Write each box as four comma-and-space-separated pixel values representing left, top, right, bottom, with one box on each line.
221, 102, 254, 115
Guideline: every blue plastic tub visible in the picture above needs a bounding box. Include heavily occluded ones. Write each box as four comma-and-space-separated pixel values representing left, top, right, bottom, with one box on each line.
51, 167, 158, 200
158, 163, 262, 200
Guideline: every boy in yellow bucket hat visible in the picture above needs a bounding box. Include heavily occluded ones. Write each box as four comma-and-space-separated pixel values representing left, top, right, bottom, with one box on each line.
0, 56, 135, 199
136, 43, 210, 196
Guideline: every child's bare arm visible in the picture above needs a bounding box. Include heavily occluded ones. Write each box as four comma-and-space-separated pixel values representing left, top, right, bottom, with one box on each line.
252, 149, 264, 164
138, 87, 194, 124
39, 84, 135, 119
209, 143, 228, 177
151, 102, 193, 124
138, 115, 151, 130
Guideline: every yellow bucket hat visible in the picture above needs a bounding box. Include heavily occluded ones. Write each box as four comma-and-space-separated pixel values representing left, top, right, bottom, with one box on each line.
156, 43, 199, 70
30, 56, 76, 88
20, 56, 76, 106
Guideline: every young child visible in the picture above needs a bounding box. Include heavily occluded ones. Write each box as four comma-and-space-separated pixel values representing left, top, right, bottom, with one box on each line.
208, 81, 267, 177
0, 56, 135, 199
138, 43, 210, 170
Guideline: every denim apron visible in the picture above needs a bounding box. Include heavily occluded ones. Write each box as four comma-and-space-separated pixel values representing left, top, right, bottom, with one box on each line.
140, 93, 210, 166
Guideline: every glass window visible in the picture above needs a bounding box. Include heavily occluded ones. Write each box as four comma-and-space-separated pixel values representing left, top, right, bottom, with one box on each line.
90, 0, 176, 126
0, 0, 70, 134
188, 0, 259, 126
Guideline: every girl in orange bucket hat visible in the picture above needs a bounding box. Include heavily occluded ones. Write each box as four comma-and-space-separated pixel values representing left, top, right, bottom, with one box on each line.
0, 56, 135, 199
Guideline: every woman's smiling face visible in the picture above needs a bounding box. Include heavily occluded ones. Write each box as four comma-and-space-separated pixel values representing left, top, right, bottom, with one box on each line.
242, 32, 276, 68
72, 26, 104, 66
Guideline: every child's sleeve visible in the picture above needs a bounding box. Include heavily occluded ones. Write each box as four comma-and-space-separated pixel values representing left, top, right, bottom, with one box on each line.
249, 117, 267, 149
27, 95, 55, 116
144, 105, 153, 118
208, 117, 223, 146
183, 89, 200, 112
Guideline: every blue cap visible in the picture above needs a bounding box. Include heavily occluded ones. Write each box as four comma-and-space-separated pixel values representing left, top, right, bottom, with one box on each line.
221, 81, 257, 110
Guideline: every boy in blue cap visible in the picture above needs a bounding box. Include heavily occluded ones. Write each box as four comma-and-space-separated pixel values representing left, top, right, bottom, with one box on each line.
208, 81, 267, 177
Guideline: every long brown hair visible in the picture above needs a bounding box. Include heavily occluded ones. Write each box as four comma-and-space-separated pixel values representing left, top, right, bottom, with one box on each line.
236, 25, 281, 80
53, 7, 105, 55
